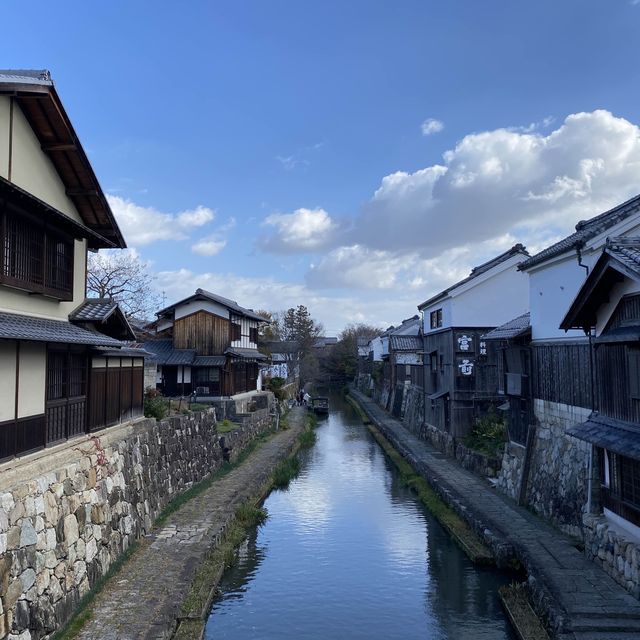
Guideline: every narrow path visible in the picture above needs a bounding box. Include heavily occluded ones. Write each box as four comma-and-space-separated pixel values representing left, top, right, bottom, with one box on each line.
74, 409, 306, 640
350, 389, 640, 640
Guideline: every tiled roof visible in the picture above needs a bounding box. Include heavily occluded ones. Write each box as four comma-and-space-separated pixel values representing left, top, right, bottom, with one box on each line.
418, 244, 529, 310
70, 299, 119, 322
567, 413, 640, 461
157, 288, 266, 322
141, 340, 196, 365
92, 346, 151, 358
482, 313, 531, 341
225, 347, 268, 361
519, 193, 640, 271
193, 355, 226, 366
0, 69, 52, 86
0, 312, 123, 346
605, 237, 640, 276
389, 335, 423, 351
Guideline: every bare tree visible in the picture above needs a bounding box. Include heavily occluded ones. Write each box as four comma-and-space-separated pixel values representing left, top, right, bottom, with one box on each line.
87, 251, 160, 319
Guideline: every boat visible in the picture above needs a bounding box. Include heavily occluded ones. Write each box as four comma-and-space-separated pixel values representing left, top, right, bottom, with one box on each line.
310, 396, 329, 415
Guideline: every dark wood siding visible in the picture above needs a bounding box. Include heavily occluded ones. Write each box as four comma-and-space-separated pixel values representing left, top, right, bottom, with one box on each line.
0, 415, 46, 461
173, 310, 229, 355
532, 342, 592, 409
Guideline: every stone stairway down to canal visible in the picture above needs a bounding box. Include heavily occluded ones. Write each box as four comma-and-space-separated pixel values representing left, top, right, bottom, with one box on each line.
349, 389, 640, 640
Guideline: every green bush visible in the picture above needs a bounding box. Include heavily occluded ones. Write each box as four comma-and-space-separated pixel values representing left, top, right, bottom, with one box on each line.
463, 409, 506, 457
271, 457, 301, 489
144, 394, 169, 420
298, 428, 317, 449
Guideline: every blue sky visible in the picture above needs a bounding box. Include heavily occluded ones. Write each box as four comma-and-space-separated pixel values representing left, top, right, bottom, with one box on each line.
3, 1, 640, 333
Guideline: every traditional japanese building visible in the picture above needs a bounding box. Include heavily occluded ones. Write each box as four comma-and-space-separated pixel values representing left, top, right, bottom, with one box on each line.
143, 288, 267, 397
0, 70, 143, 462
418, 244, 529, 443
560, 237, 640, 535
513, 193, 640, 533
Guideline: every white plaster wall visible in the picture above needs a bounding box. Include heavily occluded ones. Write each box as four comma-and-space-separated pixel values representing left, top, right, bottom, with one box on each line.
451, 263, 528, 328
421, 299, 453, 334
396, 353, 421, 365
0, 96, 9, 178
174, 299, 229, 321
8, 101, 82, 222
17, 342, 46, 418
0, 341, 17, 422
0, 238, 87, 319
595, 280, 640, 335
529, 255, 593, 342
230, 316, 259, 349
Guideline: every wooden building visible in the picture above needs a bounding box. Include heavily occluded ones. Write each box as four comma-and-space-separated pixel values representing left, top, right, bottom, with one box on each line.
0, 70, 143, 462
482, 313, 532, 446
418, 244, 529, 439
561, 237, 640, 535
143, 289, 267, 397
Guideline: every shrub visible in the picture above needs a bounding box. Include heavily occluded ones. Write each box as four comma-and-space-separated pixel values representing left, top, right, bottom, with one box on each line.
144, 393, 169, 420
463, 409, 506, 457
298, 428, 317, 449
271, 457, 301, 489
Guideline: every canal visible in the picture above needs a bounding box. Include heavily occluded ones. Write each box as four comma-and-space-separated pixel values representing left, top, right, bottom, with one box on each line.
205, 394, 517, 640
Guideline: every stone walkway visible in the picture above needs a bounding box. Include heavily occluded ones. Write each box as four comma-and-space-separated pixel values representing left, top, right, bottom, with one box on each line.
74, 409, 306, 640
350, 389, 640, 640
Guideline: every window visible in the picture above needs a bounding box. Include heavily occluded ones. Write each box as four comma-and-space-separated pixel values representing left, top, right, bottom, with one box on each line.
249, 327, 258, 343
430, 352, 438, 371
1, 208, 74, 299
195, 367, 220, 384
601, 449, 640, 527
231, 323, 241, 341
629, 348, 640, 399
430, 308, 443, 329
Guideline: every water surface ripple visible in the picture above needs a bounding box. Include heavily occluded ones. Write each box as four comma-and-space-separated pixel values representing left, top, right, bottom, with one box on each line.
205, 395, 516, 640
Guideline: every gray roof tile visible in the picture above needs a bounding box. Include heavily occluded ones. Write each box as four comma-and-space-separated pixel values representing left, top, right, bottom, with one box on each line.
70, 299, 118, 322
193, 355, 226, 366
0, 69, 52, 86
482, 313, 531, 341
157, 288, 266, 322
519, 193, 640, 271
567, 413, 640, 460
0, 312, 123, 346
225, 347, 268, 361
141, 340, 195, 365
389, 335, 423, 351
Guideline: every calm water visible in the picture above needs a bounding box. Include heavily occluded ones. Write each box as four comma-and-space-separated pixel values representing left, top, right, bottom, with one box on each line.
205, 394, 516, 640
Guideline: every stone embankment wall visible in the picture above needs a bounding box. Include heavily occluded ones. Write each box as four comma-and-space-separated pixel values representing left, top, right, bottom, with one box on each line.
0, 402, 274, 640
355, 376, 500, 479
583, 513, 640, 599
497, 399, 591, 537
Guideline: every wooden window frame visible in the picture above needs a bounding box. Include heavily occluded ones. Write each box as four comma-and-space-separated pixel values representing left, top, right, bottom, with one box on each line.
430, 308, 443, 329
0, 206, 74, 300
249, 327, 258, 343
231, 322, 241, 342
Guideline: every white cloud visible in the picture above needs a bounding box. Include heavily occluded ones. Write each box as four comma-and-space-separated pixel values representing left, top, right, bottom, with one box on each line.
421, 118, 444, 136
259, 207, 339, 253
177, 206, 215, 228
191, 237, 227, 256
153, 268, 415, 334
107, 196, 215, 246
275, 155, 309, 171
356, 110, 640, 256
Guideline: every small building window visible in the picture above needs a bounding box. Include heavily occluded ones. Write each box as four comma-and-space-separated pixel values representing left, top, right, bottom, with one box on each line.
430, 309, 443, 329
1, 208, 74, 300
249, 327, 258, 343
628, 348, 640, 400
231, 323, 241, 341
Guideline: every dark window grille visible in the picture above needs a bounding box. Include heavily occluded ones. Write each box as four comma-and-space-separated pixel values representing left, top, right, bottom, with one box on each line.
0, 208, 73, 300
430, 309, 443, 329
231, 323, 241, 341
249, 327, 258, 343
601, 450, 640, 528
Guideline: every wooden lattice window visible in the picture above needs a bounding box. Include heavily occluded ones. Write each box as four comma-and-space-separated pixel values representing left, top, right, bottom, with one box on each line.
231, 323, 241, 341
1, 208, 73, 300
430, 309, 443, 329
249, 327, 258, 343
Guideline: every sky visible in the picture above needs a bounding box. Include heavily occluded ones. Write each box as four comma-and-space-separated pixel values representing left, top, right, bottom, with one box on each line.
3, 0, 640, 335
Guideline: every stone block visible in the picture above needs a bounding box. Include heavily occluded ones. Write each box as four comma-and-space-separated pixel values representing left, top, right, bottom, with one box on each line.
4, 577, 23, 610
19, 521, 37, 548
63, 515, 79, 546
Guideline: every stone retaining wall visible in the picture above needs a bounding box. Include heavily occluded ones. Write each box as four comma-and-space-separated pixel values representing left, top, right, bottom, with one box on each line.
583, 513, 640, 599
0, 402, 274, 640
497, 399, 591, 537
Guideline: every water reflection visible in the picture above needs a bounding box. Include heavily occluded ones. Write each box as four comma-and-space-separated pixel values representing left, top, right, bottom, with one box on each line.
205, 394, 516, 640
